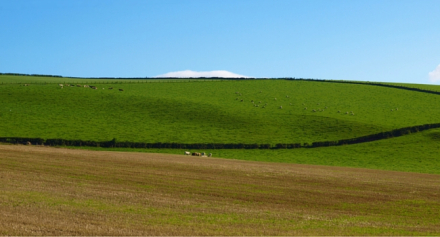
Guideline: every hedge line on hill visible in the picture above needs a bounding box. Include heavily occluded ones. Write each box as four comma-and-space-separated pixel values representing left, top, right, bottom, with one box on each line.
280, 78, 440, 96
0, 73, 63, 78
3, 73, 440, 95
0, 72, 252, 80
310, 123, 440, 147
317, 79, 440, 96
2, 123, 440, 149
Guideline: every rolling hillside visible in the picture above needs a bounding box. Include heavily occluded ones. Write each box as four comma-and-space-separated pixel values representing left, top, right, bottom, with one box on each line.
2, 75, 439, 235
1, 75, 440, 145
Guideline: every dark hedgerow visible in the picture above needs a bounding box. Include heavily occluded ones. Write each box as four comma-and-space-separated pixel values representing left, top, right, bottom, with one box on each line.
2, 122, 440, 149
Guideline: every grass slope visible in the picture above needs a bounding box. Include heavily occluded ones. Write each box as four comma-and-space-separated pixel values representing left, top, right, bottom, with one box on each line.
2, 75, 440, 145
1, 145, 439, 235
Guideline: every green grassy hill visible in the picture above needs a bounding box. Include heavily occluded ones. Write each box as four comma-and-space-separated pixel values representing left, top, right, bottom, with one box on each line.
2, 75, 439, 235
1, 75, 440, 145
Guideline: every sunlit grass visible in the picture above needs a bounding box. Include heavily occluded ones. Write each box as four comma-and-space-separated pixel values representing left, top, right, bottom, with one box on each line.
2, 76, 440, 145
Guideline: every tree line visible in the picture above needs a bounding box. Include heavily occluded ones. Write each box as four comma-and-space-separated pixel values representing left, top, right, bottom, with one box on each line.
1, 123, 439, 149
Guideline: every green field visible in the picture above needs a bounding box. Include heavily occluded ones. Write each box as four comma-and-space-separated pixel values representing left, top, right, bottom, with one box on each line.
1, 74, 440, 174
2, 75, 440, 145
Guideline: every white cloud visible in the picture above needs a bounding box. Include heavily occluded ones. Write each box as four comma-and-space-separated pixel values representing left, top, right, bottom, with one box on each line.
429, 64, 440, 83
156, 70, 249, 78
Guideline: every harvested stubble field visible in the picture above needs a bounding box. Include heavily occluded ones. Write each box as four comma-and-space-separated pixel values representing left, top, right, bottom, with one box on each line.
71, 126, 440, 175
1, 145, 439, 235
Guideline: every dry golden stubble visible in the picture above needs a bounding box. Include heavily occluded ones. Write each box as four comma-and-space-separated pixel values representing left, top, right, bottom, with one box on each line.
0, 145, 439, 235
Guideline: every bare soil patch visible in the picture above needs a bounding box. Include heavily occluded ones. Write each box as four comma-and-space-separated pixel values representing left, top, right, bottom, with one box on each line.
0, 145, 439, 235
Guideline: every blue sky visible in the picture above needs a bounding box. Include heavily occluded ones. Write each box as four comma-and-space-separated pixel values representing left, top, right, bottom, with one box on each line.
1, 0, 439, 84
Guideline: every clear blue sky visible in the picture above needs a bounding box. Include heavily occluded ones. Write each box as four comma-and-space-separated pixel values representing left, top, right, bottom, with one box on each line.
1, 0, 439, 84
